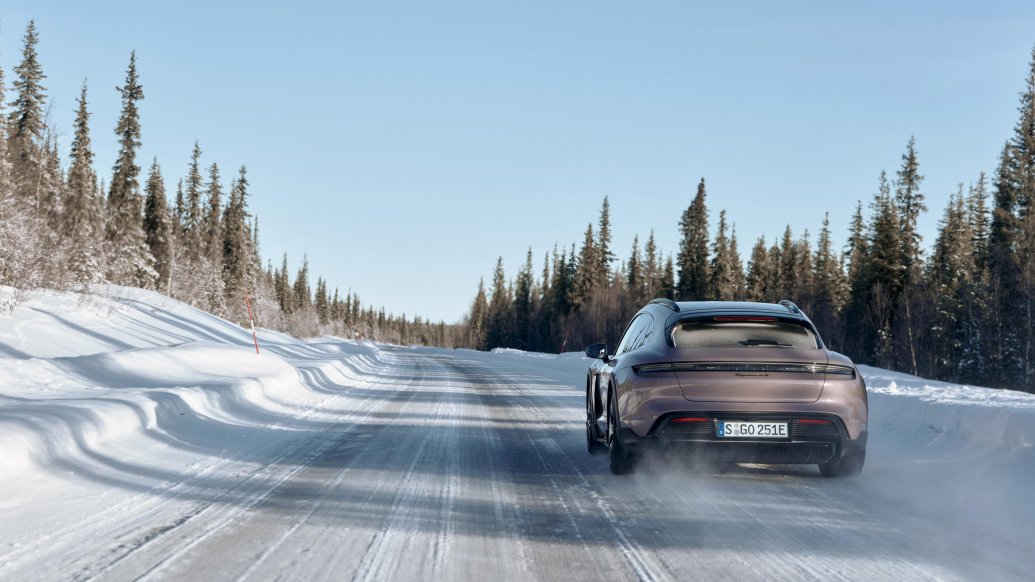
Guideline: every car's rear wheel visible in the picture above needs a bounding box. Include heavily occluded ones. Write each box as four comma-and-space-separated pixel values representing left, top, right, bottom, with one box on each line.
586, 379, 606, 455
819, 449, 865, 478
607, 388, 636, 475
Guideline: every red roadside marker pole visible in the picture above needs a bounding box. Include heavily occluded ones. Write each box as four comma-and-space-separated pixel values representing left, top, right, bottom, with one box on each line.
244, 293, 260, 355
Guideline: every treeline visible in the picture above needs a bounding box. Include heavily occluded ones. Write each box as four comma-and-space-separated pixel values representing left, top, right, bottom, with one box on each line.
462, 48, 1035, 393
0, 20, 460, 346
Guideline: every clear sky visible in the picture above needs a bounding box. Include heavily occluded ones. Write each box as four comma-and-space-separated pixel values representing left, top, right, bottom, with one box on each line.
3, 1, 1035, 322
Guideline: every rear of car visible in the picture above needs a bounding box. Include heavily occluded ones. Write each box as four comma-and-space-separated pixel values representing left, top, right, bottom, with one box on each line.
586, 300, 868, 477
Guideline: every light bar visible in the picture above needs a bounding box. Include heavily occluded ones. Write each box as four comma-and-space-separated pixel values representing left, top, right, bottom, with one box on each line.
633, 362, 855, 378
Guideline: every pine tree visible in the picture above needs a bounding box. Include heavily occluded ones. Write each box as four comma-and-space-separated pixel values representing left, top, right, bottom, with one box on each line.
143, 158, 172, 290
105, 51, 155, 287
677, 178, 711, 300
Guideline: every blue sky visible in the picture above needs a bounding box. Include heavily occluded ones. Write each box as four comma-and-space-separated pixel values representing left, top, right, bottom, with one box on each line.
4, 1, 1035, 322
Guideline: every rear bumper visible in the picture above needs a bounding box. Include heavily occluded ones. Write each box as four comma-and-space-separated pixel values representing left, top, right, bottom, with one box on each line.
617, 412, 867, 465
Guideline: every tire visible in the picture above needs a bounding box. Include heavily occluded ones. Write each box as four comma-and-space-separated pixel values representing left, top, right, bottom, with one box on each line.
819, 449, 865, 478
586, 377, 607, 455
607, 388, 637, 475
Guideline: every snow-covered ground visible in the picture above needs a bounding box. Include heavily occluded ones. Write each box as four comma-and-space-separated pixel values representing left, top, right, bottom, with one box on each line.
1, 286, 1034, 580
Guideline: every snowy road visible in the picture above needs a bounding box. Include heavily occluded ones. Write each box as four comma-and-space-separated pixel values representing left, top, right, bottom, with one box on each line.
2, 288, 1034, 581
2, 345, 1032, 580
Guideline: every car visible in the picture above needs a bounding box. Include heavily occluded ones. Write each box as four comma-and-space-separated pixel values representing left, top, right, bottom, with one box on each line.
584, 298, 868, 477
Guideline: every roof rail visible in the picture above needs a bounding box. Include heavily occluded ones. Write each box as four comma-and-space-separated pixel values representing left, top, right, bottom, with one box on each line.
648, 298, 680, 312
778, 299, 801, 314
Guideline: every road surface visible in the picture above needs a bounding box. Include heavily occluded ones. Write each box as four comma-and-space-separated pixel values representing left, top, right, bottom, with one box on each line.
2, 344, 1032, 581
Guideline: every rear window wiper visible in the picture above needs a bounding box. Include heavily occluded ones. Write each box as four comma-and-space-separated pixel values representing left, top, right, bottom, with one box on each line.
737, 339, 792, 347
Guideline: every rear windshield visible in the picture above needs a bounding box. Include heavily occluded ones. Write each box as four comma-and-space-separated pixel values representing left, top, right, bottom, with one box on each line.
671, 320, 819, 349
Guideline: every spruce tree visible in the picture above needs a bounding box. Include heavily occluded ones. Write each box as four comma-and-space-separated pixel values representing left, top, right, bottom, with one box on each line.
745, 236, 770, 302
596, 196, 615, 285
644, 230, 659, 299
293, 255, 312, 313
569, 223, 596, 311
486, 257, 511, 348
778, 225, 797, 299
468, 278, 488, 349
709, 210, 740, 300
895, 136, 926, 284
143, 158, 172, 290
730, 226, 746, 300
203, 163, 223, 260
659, 256, 676, 300
174, 179, 186, 232
65, 82, 100, 262
183, 142, 204, 253
677, 178, 711, 300
0, 58, 14, 200
8, 20, 48, 204
867, 171, 903, 367
514, 249, 534, 349
105, 51, 155, 286
812, 213, 845, 343
626, 235, 643, 305
315, 277, 329, 324
928, 187, 976, 380
222, 166, 253, 301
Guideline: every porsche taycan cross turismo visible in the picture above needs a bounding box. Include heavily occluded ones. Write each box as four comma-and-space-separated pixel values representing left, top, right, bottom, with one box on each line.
585, 299, 868, 476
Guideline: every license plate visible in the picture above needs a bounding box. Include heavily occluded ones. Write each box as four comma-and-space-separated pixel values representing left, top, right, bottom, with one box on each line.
717, 421, 788, 438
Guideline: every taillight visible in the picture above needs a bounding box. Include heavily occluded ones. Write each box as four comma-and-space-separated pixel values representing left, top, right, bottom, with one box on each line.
632, 363, 674, 373
796, 418, 833, 425
712, 316, 777, 322
811, 364, 856, 378
671, 417, 709, 423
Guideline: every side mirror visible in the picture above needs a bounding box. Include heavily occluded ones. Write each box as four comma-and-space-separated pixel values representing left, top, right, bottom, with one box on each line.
584, 343, 608, 361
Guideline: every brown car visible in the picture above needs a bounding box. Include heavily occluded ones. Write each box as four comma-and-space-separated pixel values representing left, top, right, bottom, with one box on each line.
585, 299, 868, 476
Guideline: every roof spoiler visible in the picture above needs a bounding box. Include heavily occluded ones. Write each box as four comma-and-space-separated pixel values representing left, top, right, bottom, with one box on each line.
649, 298, 680, 312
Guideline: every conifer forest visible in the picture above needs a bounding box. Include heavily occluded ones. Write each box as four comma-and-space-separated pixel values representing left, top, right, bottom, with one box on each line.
2, 21, 1034, 393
